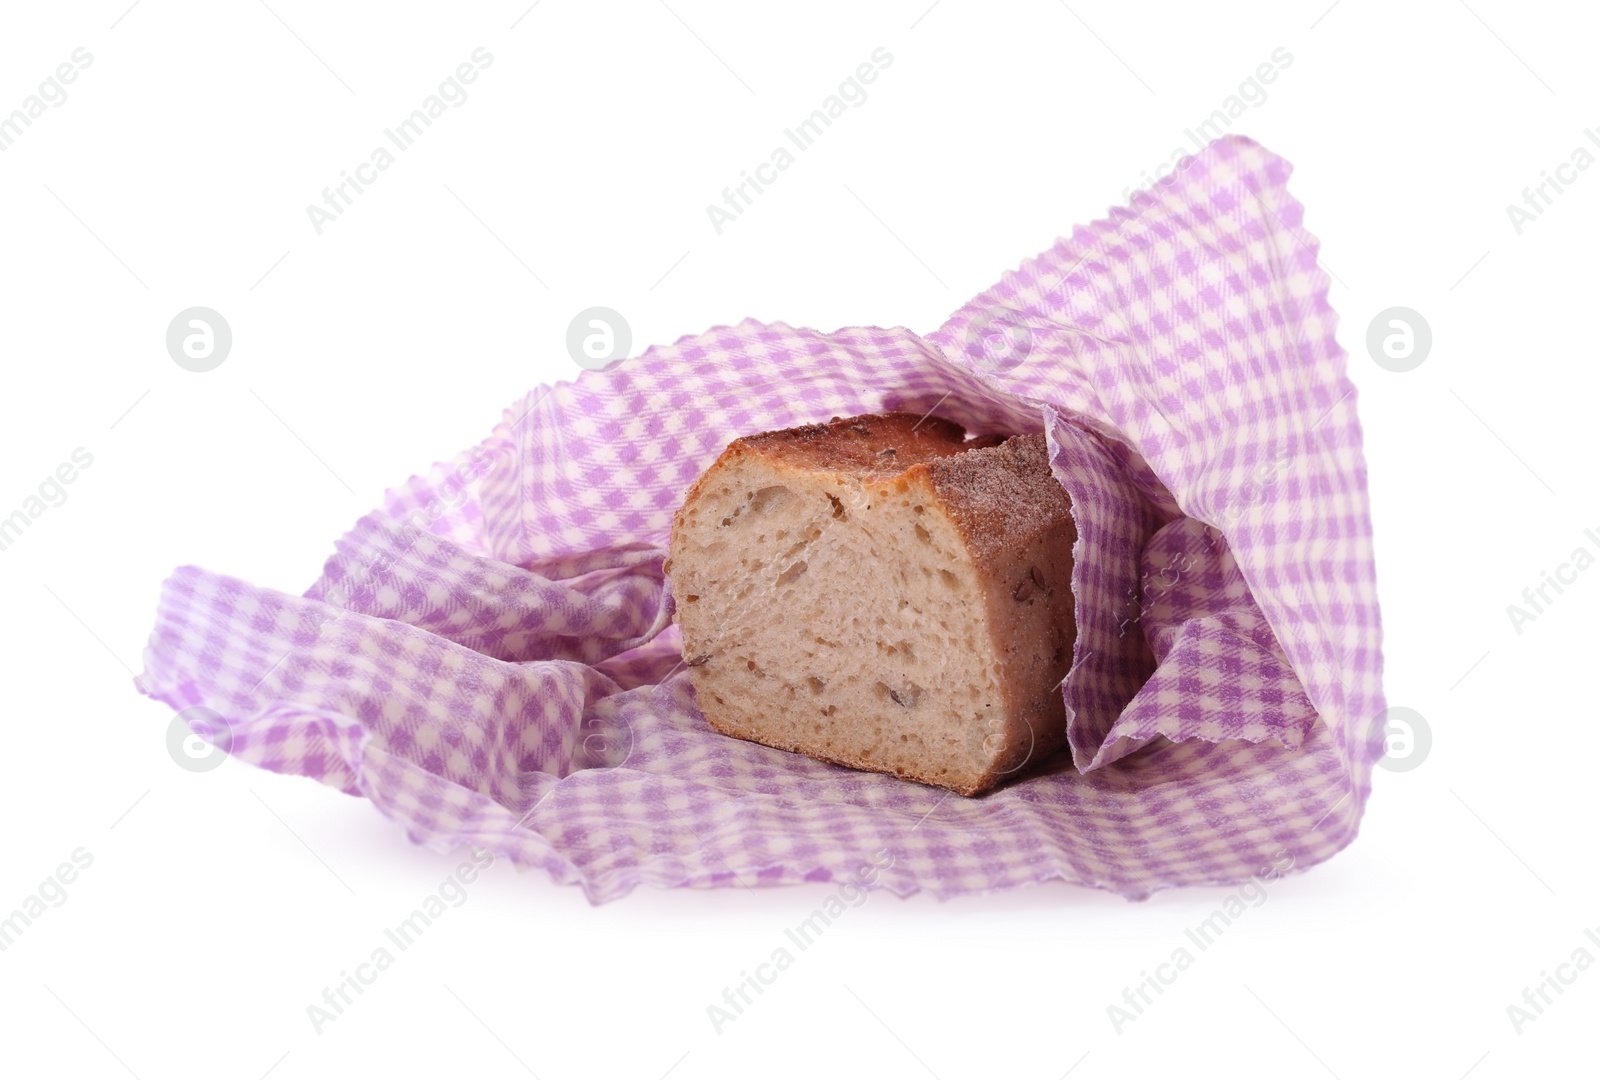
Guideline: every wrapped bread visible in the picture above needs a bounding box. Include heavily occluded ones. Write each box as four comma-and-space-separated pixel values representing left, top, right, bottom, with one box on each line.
664, 412, 1076, 794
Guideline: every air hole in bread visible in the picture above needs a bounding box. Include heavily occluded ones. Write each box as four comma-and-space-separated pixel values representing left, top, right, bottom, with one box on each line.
750, 485, 793, 513
776, 560, 808, 586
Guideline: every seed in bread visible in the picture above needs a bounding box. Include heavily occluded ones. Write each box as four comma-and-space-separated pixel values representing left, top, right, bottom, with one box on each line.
664, 412, 1077, 795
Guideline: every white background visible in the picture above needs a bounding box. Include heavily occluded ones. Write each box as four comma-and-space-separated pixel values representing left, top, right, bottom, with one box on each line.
1, 1, 1595, 1077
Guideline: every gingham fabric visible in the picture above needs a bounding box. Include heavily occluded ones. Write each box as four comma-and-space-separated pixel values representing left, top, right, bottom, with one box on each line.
137, 135, 1383, 902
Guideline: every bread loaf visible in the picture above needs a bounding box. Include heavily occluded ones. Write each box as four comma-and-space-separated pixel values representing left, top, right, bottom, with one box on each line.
664, 412, 1076, 795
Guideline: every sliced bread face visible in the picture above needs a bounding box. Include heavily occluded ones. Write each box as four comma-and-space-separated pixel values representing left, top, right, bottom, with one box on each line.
665, 412, 1076, 795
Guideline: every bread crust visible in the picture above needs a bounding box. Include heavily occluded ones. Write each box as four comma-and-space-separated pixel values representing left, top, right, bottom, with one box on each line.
671, 412, 969, 521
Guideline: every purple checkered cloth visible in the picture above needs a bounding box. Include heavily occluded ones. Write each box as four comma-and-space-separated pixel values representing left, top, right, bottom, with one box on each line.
137, 135, 1383, 902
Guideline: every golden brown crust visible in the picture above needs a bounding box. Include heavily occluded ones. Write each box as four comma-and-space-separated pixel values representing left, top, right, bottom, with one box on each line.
736, 411, 972, 479
670, 413, 977, 568
925, 434, 1073, 565
926, 435, 1076, 789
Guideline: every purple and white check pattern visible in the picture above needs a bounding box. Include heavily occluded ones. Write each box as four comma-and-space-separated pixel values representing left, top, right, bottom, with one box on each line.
137, 135, 1382, 902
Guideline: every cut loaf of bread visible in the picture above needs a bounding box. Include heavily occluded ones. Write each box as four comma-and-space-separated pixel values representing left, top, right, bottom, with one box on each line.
664, 412, 1077, 795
